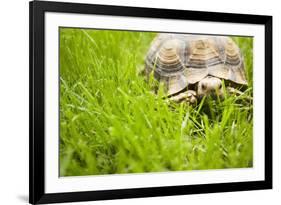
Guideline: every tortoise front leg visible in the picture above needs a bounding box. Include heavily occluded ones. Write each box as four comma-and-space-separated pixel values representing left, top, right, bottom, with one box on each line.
170, 90, 197, 104
227, 87, 253, 101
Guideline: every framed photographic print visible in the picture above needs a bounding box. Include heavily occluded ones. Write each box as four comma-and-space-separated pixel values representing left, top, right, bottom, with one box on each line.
29, 0, 272, 204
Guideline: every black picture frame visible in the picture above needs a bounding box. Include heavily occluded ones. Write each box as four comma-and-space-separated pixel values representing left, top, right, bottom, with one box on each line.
29, 0, 272, 204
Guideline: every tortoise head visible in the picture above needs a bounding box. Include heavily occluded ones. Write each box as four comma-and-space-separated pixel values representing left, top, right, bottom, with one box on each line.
197, 76, 224, 98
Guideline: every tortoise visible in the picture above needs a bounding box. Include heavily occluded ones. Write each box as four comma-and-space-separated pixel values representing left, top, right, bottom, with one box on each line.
145, 33, 248, 103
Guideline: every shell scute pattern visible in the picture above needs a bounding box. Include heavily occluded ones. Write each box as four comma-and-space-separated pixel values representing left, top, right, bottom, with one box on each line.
145, 34, 248, 95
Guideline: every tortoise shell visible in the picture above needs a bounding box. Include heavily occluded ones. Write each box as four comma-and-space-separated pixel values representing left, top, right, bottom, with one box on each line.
145, 33, 247, 95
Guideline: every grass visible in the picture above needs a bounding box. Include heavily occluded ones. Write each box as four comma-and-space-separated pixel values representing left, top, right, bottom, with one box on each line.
59, 28, 253, 176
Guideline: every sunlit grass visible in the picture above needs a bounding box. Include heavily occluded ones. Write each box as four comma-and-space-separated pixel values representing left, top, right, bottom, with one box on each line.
59, 28, 253, 176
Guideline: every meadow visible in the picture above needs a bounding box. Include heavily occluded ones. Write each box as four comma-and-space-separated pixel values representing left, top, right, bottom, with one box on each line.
59, 28, 253, 176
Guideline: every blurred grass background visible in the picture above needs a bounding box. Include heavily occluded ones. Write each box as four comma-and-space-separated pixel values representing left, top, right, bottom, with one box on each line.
59, 28, 253, 176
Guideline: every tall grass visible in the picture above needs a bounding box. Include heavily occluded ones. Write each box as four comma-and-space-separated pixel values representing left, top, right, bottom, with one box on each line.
59, 28, 253, 176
